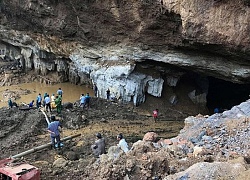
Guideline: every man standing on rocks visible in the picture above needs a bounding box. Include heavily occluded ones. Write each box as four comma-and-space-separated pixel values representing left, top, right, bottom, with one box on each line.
117, 133, 129, 153
106, 88, 110, 100
93, 84, 98, 97
47, 116, 63, 149
91, 133, 106, 157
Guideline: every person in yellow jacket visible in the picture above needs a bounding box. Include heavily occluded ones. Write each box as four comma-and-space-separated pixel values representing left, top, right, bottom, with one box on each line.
51, 93, 56, 109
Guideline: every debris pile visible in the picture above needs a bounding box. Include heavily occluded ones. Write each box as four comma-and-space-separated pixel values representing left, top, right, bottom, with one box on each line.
0, 96, 249, 179
83, 100, 250, 179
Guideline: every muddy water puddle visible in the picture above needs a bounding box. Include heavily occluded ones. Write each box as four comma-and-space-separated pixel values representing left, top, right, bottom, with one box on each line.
1, 82, 185, 143
0, 82, 94, 107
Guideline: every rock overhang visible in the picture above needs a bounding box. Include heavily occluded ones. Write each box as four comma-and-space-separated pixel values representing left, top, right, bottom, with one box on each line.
0, 0, 250, 107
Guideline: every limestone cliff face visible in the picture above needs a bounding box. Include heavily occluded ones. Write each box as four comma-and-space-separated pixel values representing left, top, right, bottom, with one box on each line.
164, 0, 250, 54
1, 0, 248, 56
0, 0, 249, 107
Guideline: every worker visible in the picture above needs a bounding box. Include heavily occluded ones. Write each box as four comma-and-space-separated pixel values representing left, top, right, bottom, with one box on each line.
43, 92, 48, 107
214, 107, 219, 113
55, 95, 62, 114
29, 100, 35, 108
106, 88, 110, 100
79, 94, 86, 108
85, 93, 90, 109
153, 109, 159, 122
93, 84, 98, 97
36, 93, 42, 108
57, 88, 63, 97
47, 116, 63, 149
91, 133, 106, 157
51, 93, 56, 109
8, 98, 13, 108
44, 94, 52, 112
117, 133, 129, 153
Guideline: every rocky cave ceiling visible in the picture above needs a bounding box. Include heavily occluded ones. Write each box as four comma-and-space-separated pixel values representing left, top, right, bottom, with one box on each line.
0, 0, 249, 110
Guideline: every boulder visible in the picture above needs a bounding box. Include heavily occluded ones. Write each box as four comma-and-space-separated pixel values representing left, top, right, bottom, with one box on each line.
143, 132, 158, 142
164, 161, 246, 180
53, 158, 68, 168
63, 102, 73, 109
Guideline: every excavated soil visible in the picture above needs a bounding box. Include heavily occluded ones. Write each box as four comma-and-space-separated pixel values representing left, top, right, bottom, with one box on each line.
0, 69, 188, 179
0, 71, 249, 180
0, 66, 216, 180
0, 97, 184, 179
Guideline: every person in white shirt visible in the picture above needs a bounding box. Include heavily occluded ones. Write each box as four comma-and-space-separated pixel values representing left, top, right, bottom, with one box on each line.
117, 134, 129, 153
79, 94, 86, 109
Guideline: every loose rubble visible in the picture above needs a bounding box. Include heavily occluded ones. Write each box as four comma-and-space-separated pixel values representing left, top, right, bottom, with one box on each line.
83, 100, 250, 179
0, 97, 249, 179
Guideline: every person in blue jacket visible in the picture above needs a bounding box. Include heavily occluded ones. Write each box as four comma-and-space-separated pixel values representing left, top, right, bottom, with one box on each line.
29, 100, 35, 108
47, 116, 63, 149
36, 93, 42, 108
57, 88, 63, 97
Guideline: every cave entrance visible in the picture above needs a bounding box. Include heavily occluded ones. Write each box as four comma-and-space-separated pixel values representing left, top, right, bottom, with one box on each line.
206, 77, 250, 114
135, 60, 250, 115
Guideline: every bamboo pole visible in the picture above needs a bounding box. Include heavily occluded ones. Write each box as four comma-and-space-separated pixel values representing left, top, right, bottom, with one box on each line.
11, 134, 81, 159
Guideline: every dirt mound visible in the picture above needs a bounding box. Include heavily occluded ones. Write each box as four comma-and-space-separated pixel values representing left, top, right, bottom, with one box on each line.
0, 108, 45, 157
83, 141, 171, 180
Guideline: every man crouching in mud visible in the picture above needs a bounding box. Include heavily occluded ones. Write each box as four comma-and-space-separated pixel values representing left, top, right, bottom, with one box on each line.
91, 133, 106, 158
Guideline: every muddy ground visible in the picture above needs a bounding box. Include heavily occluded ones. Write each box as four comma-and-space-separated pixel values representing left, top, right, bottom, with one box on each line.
0, 68, 249, 180
0, 63, 194, 179
0, 62, 191, 180
0, 97, 185, 179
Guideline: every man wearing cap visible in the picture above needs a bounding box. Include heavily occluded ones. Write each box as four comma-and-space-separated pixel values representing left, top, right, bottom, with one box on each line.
91, 133, 106, 157
47, 116, 63, 149
117, 133, 129, 153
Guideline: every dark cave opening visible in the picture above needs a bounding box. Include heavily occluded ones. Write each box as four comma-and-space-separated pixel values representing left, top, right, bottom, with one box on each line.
135, 60, 250, 115
206, 77, 250, 114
